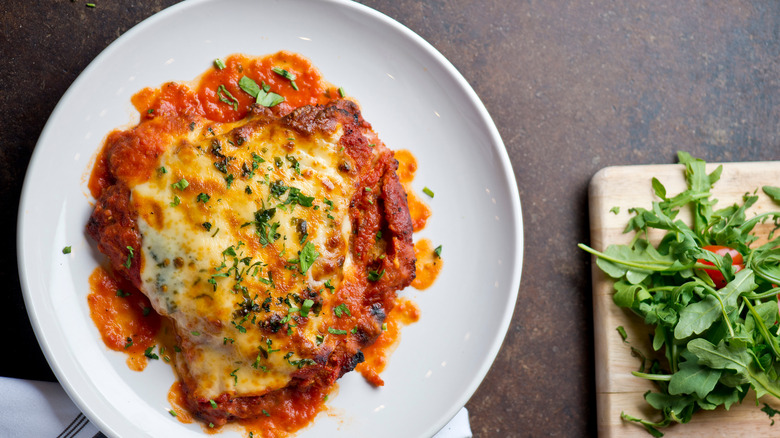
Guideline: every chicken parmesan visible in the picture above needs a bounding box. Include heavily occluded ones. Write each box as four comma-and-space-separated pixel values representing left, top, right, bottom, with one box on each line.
86, 52, 416, 430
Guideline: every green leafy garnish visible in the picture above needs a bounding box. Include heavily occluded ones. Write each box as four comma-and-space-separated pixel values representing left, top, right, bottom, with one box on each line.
272, 67, 296, 80
581, 152, 780, 436
238, 76, 261, 98
237, 75, 284, 107
368, 269, 385, 282
617, 326, 628, 342
217, 84, 239, 111
762, 403, 780, 425
62, 246, 72, 254
328, 327, 347, 335
144, 346, 159, 360
171, 178, 189, 191
299, 242, 319, 274
300, 299, 314, 317
214, 59, 226, 70
333, 303, 351, 318
764, 186, 780, 203
124, 246, 134, 269
423, 187, 434, 198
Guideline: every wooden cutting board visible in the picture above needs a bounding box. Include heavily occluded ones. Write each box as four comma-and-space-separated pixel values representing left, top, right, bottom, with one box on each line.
589, 161, 780, 437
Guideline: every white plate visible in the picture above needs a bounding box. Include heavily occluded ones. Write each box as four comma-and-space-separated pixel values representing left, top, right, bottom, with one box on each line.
17, 0, 523, 437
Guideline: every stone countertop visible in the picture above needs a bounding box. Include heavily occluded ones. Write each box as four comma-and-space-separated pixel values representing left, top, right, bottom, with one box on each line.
3, 1, 780, 436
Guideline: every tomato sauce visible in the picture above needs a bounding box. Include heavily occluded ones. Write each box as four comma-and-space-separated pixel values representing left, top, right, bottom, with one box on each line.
393, 149, 431, 231
411, 238, 443, 290
356, 298, 420, 386
87, 266, 160, 371
168, 382, 194, 424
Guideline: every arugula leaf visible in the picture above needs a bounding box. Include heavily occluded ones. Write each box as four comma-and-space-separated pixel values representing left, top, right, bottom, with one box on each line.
763, 186, 780, 203
688, 338, 780, 399
668, 351, 721, 398
673, 269, 755, 340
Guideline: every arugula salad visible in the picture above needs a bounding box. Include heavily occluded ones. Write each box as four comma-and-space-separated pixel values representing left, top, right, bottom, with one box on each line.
581, 152, 780, 436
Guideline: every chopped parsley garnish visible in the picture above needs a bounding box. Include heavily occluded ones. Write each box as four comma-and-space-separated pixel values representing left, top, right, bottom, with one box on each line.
324, 279, 335, 293
237, 75, 284, 107
434, 245, 443, 258
124, 246, 134, 269
328, 327, 348, 335
230, 369, 239, 386
144, 346, 159, 360
214, 58, 226, 70
254, 208, 280, 246
288, 357, 316, 369
286, 155, 301, 174
157, 166, 167, 175
197, 193, 210, 203
272, 67, 299, 90
423, 187, 435, 198
124, 337, 133, 349
225, 174, 235, 188
116, 289, 131, 298
367, 269, 385, 282
272, 67, 296, 81
299, 242, 319, 274
202, 222, 213, 231
168, 409, 178, 417
209, 399, 218, 409
232, 320, 247, 333
238, 76, 261, 97
270, 180, 289, 198
62, 246, 72, 254
170, 195, 181, 207
285, 187, 315, 207
300, 299, 314, 317
262, 409, 271, 417
217, 84, 239, 111
338, 87, 346, 98
171, 178, 189, 191
333, 303, 351, 318
258, 90, 285, 107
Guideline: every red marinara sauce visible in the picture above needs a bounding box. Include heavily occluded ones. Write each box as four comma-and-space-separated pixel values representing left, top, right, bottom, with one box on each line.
86, 51, 441, 436
87, 267, 160, 371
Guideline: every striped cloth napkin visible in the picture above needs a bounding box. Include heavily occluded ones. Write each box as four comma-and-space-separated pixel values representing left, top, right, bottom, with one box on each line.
0, 376, 472, 437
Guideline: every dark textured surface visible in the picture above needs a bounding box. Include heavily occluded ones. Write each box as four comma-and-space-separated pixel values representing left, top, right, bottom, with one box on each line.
3, 1, 780, 437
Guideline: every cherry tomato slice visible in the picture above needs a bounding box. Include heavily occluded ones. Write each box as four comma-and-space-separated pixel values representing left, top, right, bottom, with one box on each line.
697, 245, 744, 289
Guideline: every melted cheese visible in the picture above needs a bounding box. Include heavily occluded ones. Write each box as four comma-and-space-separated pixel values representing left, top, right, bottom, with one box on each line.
131, 115, 360, 400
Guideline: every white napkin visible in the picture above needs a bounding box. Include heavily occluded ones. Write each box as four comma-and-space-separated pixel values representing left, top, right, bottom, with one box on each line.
0, 376, 472, 437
